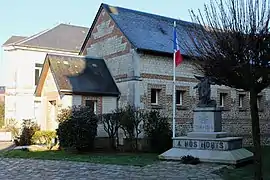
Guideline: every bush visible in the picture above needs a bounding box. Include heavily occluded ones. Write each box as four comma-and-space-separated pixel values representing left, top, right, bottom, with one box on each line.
57, 108, 72, 123
144, 110, 172, 153
0, 103, 4, 128
32, 130, 57, 149
57, 106, 98, 152
119, 105, 145, 151
101, 109, 122, 150
19, 119, 40, 146
181, 155, 200, 165
6, 118, 20, 139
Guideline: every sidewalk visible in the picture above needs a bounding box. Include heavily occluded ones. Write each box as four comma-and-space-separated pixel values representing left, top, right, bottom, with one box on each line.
0, 142, 15, 152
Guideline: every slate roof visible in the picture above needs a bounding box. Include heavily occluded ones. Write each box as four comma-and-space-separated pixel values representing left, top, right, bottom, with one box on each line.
4, 24, 89, 53
98, 4, 199, 55
2, 36, 27, 46
45, 54, 120, 96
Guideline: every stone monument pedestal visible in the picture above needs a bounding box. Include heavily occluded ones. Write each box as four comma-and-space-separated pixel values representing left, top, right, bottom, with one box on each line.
159, 107, 253, 164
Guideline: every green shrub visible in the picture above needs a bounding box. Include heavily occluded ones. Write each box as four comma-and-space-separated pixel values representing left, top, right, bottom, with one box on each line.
19, 119, 40, 146
57, 106, 98, 152
101, 110, 122, 150
181, 155, 200, 165
32, 130, 57, 149
6, 118, 20, 139
144, 110, 172, 153
120, 105, 136, 139
119, 105, 146, 151
0, 103, 4, 128
57, 108, 72, 123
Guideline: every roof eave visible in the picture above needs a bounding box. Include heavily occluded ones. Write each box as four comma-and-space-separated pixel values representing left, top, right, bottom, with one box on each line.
60, 90, 120, 97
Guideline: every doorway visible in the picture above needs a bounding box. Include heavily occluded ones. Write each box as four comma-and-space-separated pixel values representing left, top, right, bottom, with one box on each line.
47, 100, 57, 130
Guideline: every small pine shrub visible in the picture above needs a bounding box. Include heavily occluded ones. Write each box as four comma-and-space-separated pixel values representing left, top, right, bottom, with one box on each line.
19, 119, 40, 146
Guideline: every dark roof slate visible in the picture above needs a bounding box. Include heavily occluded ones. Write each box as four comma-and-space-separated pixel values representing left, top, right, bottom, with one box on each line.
4, 24, 89, 52
102, 4, 198, 55
20, 24, 89, 52
2, 36, 27, 46
46, 54, 120, 96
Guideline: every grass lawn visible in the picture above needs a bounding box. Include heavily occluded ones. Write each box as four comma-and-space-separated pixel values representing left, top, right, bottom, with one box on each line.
0, 149, 159, 166
218, 146, 270, 180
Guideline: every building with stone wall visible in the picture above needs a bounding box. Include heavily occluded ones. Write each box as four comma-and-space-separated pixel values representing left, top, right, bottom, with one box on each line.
78, 3, 270, 145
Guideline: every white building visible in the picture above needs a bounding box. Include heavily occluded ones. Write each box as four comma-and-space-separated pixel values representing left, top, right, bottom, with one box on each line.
1, 23, 88, 125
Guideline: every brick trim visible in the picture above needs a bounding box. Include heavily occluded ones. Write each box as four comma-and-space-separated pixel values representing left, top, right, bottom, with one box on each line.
147, 84, 166, 109
175, 86, 191, 110
257, 92, 265, 112
81, 96, 102, 115
236, 90, 249, 111
141, 73, 198, 82
114, 74, 128, 80
217, 89, 231, 110
81, 8, 131, 58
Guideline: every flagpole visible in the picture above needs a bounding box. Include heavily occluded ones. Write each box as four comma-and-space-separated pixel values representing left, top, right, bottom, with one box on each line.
172, 21, 176, 138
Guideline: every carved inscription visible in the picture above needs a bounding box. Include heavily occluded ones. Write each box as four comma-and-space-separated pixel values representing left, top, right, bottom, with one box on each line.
175, 139, 226, 151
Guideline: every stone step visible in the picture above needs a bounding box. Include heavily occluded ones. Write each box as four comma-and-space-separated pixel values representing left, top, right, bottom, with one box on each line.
187, 132, 227, 139
159, 147, 253, 164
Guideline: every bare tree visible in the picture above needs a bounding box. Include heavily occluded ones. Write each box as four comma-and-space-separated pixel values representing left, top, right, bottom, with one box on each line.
183, 0, 270, 179
101, 111, 121, 150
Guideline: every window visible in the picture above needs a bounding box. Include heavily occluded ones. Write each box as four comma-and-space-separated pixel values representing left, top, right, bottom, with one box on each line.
85, 100, 97, 114
219, 93, 226, 107
151, 89, 159, 104
35, 63, 43, 86
239, 94, 245, 108
257, 95, 262, 109
176, 90, 184, 105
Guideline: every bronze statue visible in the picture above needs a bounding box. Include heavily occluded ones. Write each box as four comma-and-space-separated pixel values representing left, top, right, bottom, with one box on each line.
193, 75, 216, 107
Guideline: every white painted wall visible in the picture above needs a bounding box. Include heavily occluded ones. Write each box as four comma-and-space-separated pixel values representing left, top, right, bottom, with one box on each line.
3, 47, 76, 124
102, 96, 117, 113
61, 95, 82, 108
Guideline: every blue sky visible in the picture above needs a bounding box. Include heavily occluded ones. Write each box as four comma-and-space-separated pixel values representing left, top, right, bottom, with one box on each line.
0, 0, 207, 85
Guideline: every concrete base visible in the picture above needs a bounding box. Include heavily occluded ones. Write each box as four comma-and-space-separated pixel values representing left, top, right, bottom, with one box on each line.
187, 132, 227, 139
173, 136, 243, 151
159, 147, 253, 164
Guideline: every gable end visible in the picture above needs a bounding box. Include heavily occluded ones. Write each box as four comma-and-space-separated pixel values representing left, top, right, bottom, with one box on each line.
80, 5, 133, 58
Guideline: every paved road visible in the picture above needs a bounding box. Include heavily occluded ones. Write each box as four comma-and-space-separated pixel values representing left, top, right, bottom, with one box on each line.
0, 158, 224, 180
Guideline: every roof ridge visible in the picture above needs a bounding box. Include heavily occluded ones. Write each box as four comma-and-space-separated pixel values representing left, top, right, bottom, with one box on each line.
58, 23, 89, 29
47, 52, 103, 60
15, 24, 58, 45
103, 3, 193, 25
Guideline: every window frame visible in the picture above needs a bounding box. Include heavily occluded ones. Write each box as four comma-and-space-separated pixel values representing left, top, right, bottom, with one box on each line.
257, 95, 262, 109
219, 93, 226, 107
85, 100, 97, 114
35, 63, 43, 86
150, 89, 159, 105
239, 94, 245, 108
176, 90, 184, 106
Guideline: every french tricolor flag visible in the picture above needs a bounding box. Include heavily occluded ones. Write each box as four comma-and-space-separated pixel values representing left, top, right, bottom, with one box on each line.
173, 22, 183, 67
